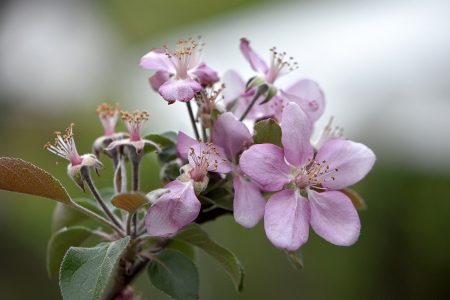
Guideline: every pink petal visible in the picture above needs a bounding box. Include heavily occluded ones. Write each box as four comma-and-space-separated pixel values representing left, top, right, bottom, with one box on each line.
212, 112, 252, 160
145, 180, 200, 237
264, 189, 310, 251
284, 79, 325, 122
191, 63, 219, 86
176, 131, 198, 160
240, 38, 268, 74
308, 190, 360, 246
104, 138, 131, 152
281, 102, 314, 167
233, 176, 265, 228
315, 139, 376, 190
158, 79, 202, 102
189, 142, 231, 174
222, 70, 246, 106
140, 49, 176, 73
149, 70, 170, 91
239, 144, 291, 192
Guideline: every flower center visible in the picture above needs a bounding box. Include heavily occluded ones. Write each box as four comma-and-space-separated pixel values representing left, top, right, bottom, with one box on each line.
44, 123, 83, 166
96, 103, 119, 136
188, 143, 222, 181
265, 47, 298, 84
164, 37, 204, 80
294, 159, 338, 190
121, 111, 149, 142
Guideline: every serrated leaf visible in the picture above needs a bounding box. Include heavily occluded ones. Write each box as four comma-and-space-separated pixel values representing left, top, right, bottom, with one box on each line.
0, 157, 71, 204
52, 198, 104, 233
147, 249, 199, 300
341, 188, 367, 210
253, 119, 282, 147
111, 192, 148, 213
175, 224, 245, 291
47, 226, 93, 278
286, 250, 304, 270
59, 236, 130, 300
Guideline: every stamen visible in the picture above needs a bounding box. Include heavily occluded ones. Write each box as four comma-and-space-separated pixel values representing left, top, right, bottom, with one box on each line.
266, 46, 299, 83
96, 103, 120, 136
121, 110, 149, 142
44, 123, 83, 165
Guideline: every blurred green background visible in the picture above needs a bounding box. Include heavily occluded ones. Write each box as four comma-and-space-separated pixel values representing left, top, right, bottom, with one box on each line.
1, 0, 449, 299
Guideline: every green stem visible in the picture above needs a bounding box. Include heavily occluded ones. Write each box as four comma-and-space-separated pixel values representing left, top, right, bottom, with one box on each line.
81, 167, 124, 231
239, 86, 267, 121
71, 201, 124, 236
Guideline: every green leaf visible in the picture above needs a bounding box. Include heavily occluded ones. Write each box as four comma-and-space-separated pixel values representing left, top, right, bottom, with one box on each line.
147, 249, 199, 300
52, 198, 104, 233
0, 157, 71, 204
175, 224, 245, 291
341, 188, 367, 210
47, 226, 93, 278
166, 240, 196, 262
286, 250, 304, 270
59, 236, 130, 300
201, 187, 233, 211
253, 119, 282, 147
160, 160, 181, 182
144, 132, 178, 163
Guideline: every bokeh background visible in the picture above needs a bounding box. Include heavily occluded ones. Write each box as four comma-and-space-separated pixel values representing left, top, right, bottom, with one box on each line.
1, 0, 449, 299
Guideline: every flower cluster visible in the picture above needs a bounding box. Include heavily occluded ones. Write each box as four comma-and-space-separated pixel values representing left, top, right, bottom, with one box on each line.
36, 36, 375, 299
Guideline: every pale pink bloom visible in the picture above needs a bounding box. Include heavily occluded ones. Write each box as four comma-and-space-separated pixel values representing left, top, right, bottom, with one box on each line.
224, 38, 325, 122
44, 123, 102, 190
239, 102, 375, 250
145, 133, 230, 237
212, 112, 265, 228
105, 111, 160, 155
140, 38, 219, 103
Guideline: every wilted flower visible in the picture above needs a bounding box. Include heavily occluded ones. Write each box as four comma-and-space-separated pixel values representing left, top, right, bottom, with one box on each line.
92, 103, 128, 157
140, 37, 219, 103
240, 102, 375, 250
105, 110, 160, 155
44, 123, 102, 190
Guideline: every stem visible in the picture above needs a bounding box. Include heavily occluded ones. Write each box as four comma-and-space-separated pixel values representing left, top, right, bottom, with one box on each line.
126, 212, 135, 236
239, 86, 267, 121
71, 201, 124, 236
81, 167, 124, 231
186, 101, 200, 140
130, 151, 141, 238
201, 125, 208, 142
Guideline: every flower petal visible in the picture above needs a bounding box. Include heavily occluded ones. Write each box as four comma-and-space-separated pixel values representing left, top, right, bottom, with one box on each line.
315, 139, 376, 190
145, 180, 200, 237
222, 70, 246, 106
308, 190, 360, 246
176, 131, 198, 160
189, 142, 231, 174
158, 79, 202, 102
281, 102, 314, 167
139, 49, 176, 73
264, 189, 310, 251
149, 70, 170, 91
233, 176, 265, 228
239, 144, 290, 192
240, 38, 268, 74
212, 112, 252, 160
284, 79, 325, 122
191, 63, 219, 86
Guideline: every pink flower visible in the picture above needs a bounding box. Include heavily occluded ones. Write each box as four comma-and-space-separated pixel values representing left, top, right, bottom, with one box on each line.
239, 102, 375, 250
92, 103, 128, 157
105, 111, 160, 155
44, 123, 102, 190
145, 133, 230, 237
224, 39, 326, 122
140, 37, 219, 103
211, 112, 266, 228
